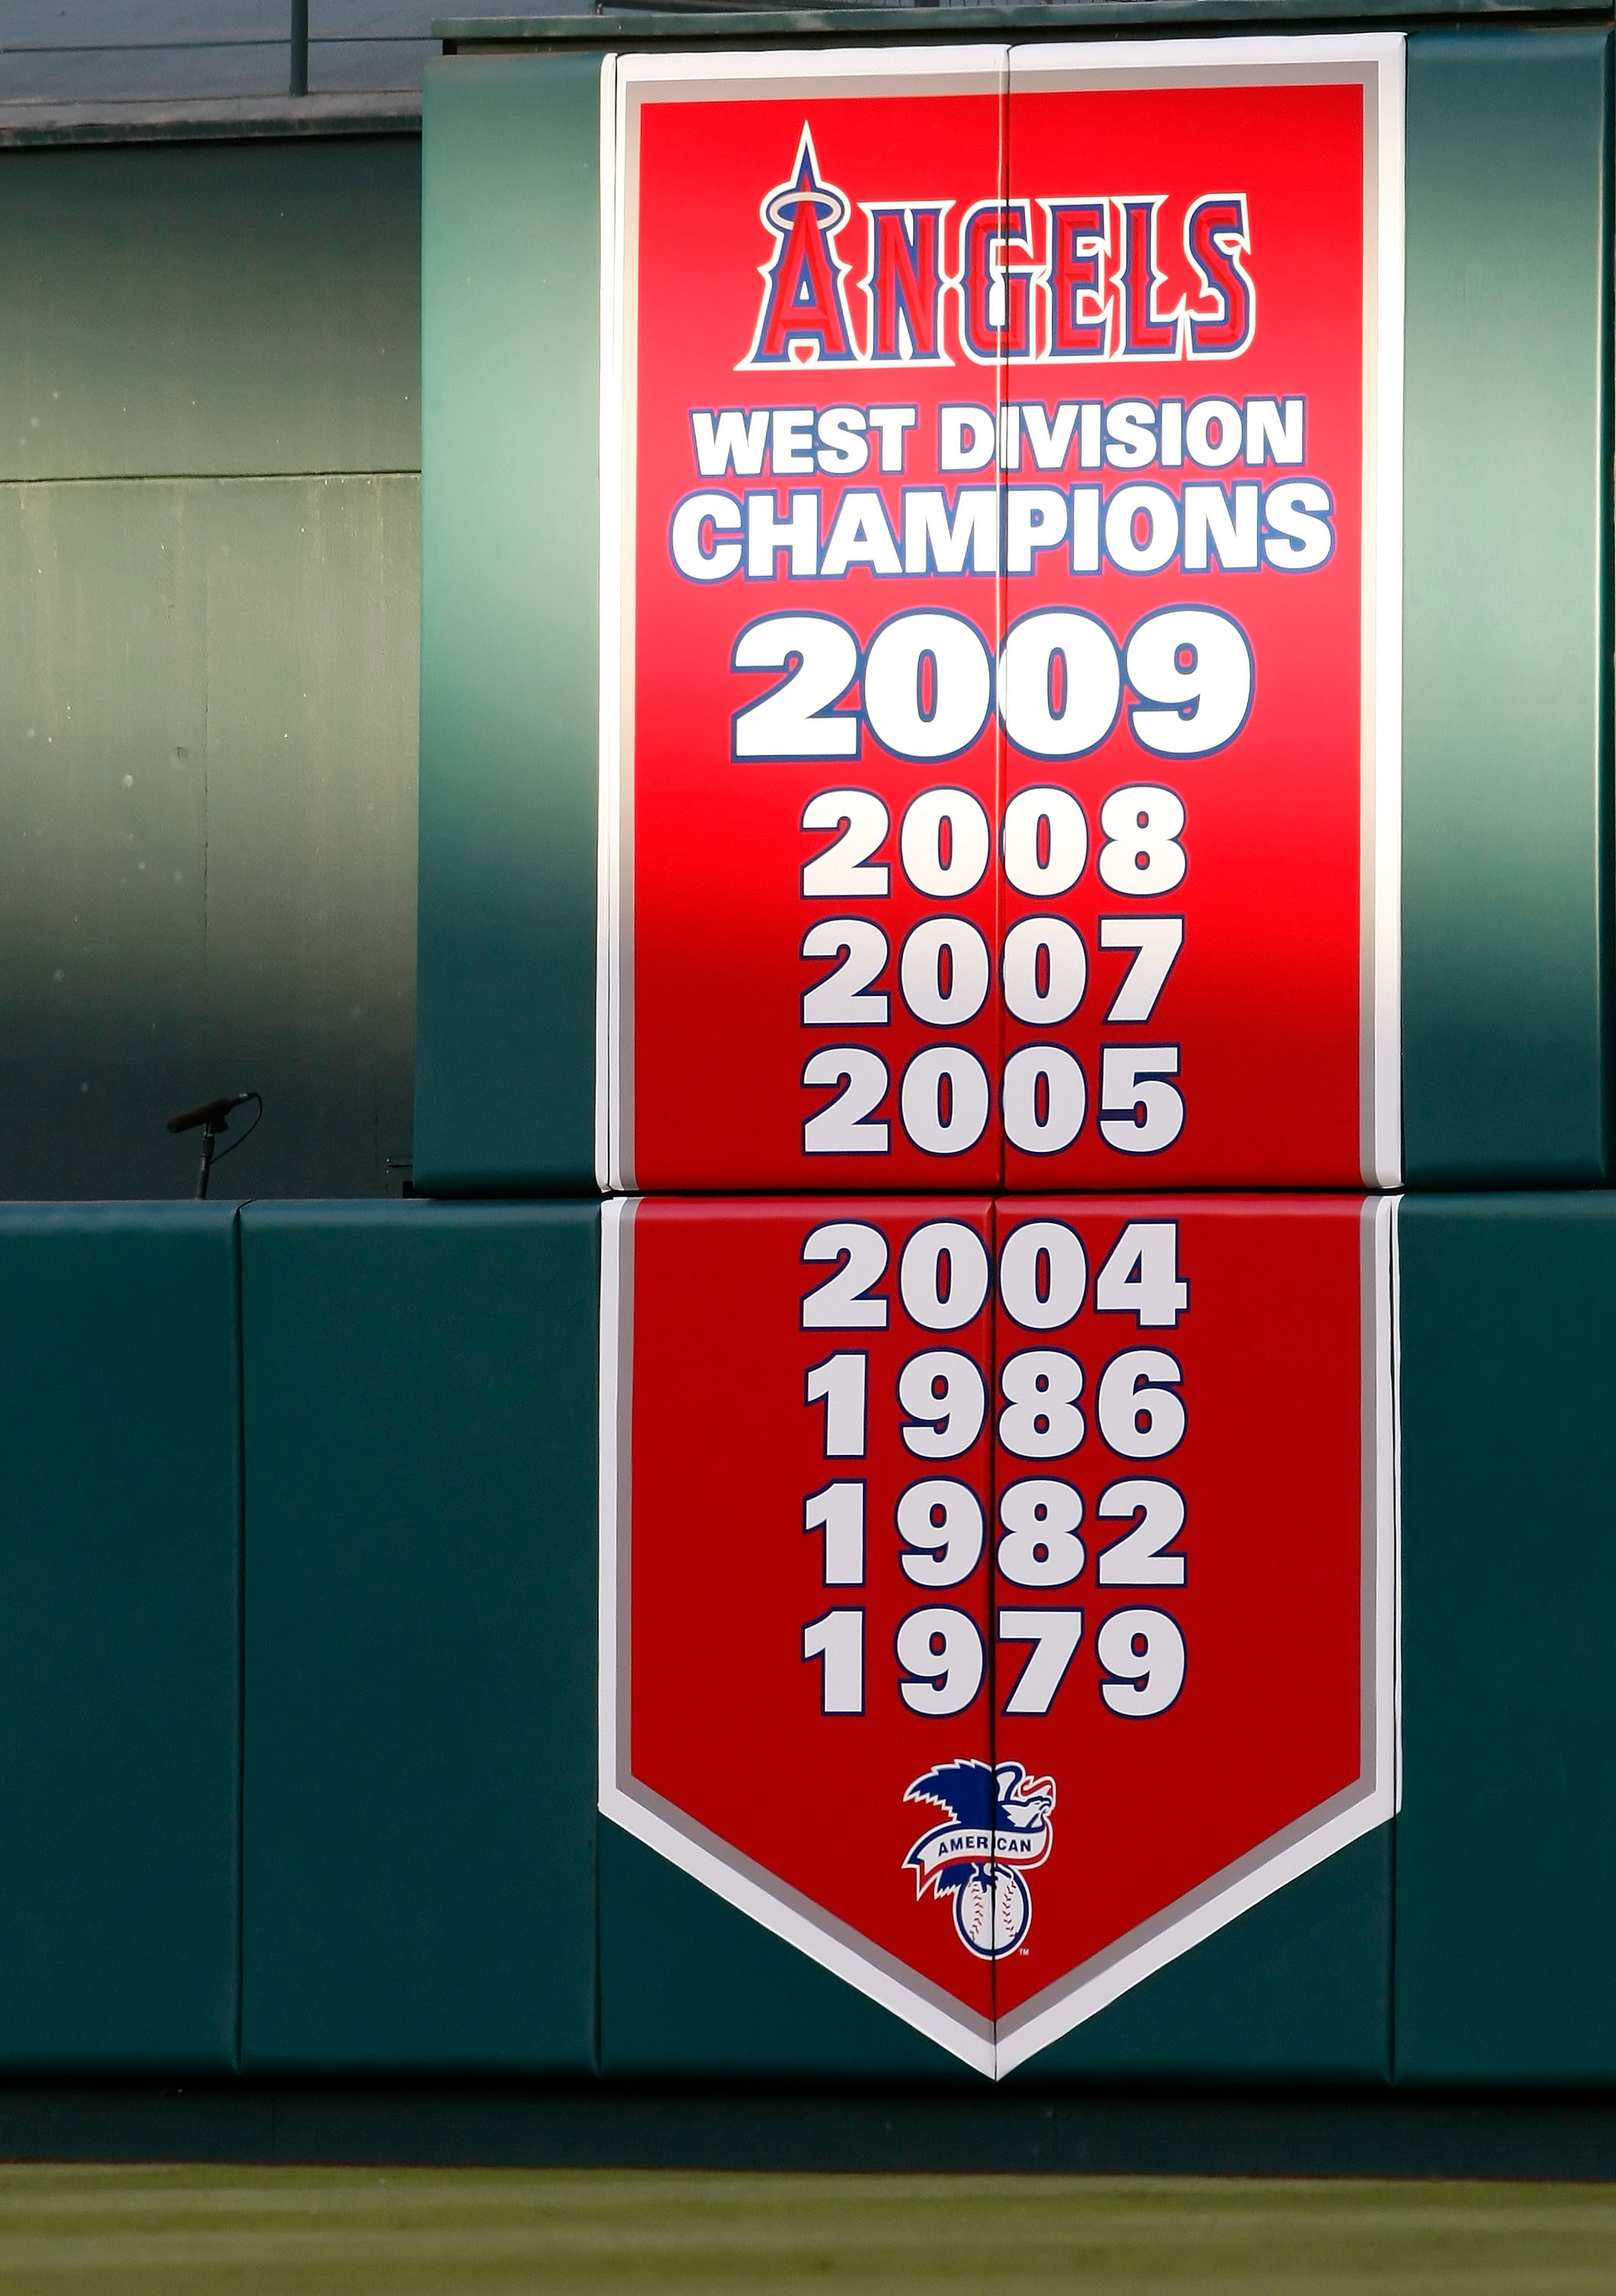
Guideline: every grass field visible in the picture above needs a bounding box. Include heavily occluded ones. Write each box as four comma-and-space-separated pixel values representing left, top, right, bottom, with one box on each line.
0, 2167, 1605, 2292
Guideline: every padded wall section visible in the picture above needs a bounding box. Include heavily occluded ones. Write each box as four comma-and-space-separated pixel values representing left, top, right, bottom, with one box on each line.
601, 1822, 1389, 2082
1402, 31, 1610, 1183
1397, 1195, 1616, 2080
599, 1821, 978, 2081
0, 1205, 240, 2068
1005, 1828, 1391, 2084
240, 1202, 599, 2069
415, 54, 602, 1192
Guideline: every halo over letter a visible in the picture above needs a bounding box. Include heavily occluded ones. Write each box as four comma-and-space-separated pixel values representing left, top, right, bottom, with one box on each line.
743, 126, 860, 367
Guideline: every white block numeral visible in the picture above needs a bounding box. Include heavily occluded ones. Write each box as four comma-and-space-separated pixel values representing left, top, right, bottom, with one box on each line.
1097, 1607, 1186, 1716
806, 1352, 867, 1457
805, 1481, 866, 1585
803, 1608, 865, 1713
998, 1609, 1085, 1715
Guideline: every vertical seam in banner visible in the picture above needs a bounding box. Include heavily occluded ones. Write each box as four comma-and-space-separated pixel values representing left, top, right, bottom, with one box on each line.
996, 48, 1011, 1207
984, 1193, 1002, 2060
989, 50, 1010, 2061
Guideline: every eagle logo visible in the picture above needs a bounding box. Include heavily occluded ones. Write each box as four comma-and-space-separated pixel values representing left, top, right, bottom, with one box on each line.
903, 1759, 1056, 1959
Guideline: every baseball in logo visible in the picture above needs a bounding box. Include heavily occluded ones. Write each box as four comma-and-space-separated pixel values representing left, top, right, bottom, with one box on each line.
904, 1760, 1056, 1958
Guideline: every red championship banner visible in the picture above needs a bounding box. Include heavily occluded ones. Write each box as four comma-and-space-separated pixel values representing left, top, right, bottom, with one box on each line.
599, 1195, 1397, 2073
600, 39, 1404, 1194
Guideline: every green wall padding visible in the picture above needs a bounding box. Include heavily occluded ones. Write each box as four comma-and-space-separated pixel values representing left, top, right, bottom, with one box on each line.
1007, 1828, 1391, 2084
602, 1820, 1389, 2082
1396, 1194, 1616, 2080
0, 1205, 240, 2069
599, 1820, 978, 2081
240, 1201, 599, 2070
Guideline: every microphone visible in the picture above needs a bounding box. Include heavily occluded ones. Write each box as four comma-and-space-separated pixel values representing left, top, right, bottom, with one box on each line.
168, 1090, 261, 1200
167, 1093, 253, 1137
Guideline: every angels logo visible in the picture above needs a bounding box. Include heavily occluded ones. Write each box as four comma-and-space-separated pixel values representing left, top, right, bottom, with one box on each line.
738, 122, 1256, 369
904, 1760, 1056, 1959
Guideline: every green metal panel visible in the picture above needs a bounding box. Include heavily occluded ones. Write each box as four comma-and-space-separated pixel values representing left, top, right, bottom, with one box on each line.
599, 1821, 978, 2079
1004, 1830, 1390, 2082
415, 54, 602, 1194
240, 1202, 599, 2070
0, 474, 418, 1198
1402, 32, 1610, 1184
0, 1205, 240, 2069
1396, 1195, 1616, 2082
0, 139, 420, 482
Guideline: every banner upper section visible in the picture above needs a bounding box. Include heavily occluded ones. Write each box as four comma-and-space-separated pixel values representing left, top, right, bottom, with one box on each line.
600, 37, 1404, 1195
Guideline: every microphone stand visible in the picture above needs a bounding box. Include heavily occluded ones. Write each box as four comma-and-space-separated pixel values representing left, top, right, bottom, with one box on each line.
193, 1117, 221, 1202
166, 1092, 260, 1200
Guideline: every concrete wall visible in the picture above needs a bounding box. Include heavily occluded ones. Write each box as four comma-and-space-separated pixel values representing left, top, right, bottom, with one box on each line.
0, 132, 420, 1198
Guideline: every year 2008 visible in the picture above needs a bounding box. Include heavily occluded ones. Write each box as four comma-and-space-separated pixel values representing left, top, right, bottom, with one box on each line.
801, 782, 1187, 1161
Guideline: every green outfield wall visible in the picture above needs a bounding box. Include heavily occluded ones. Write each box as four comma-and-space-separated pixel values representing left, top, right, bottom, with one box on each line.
0, 1, 1612, 2175
0, 1192, 1600, 2109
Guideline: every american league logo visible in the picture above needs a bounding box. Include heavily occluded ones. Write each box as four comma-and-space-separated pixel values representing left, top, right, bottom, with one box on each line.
903, 1760, 1056, 1959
